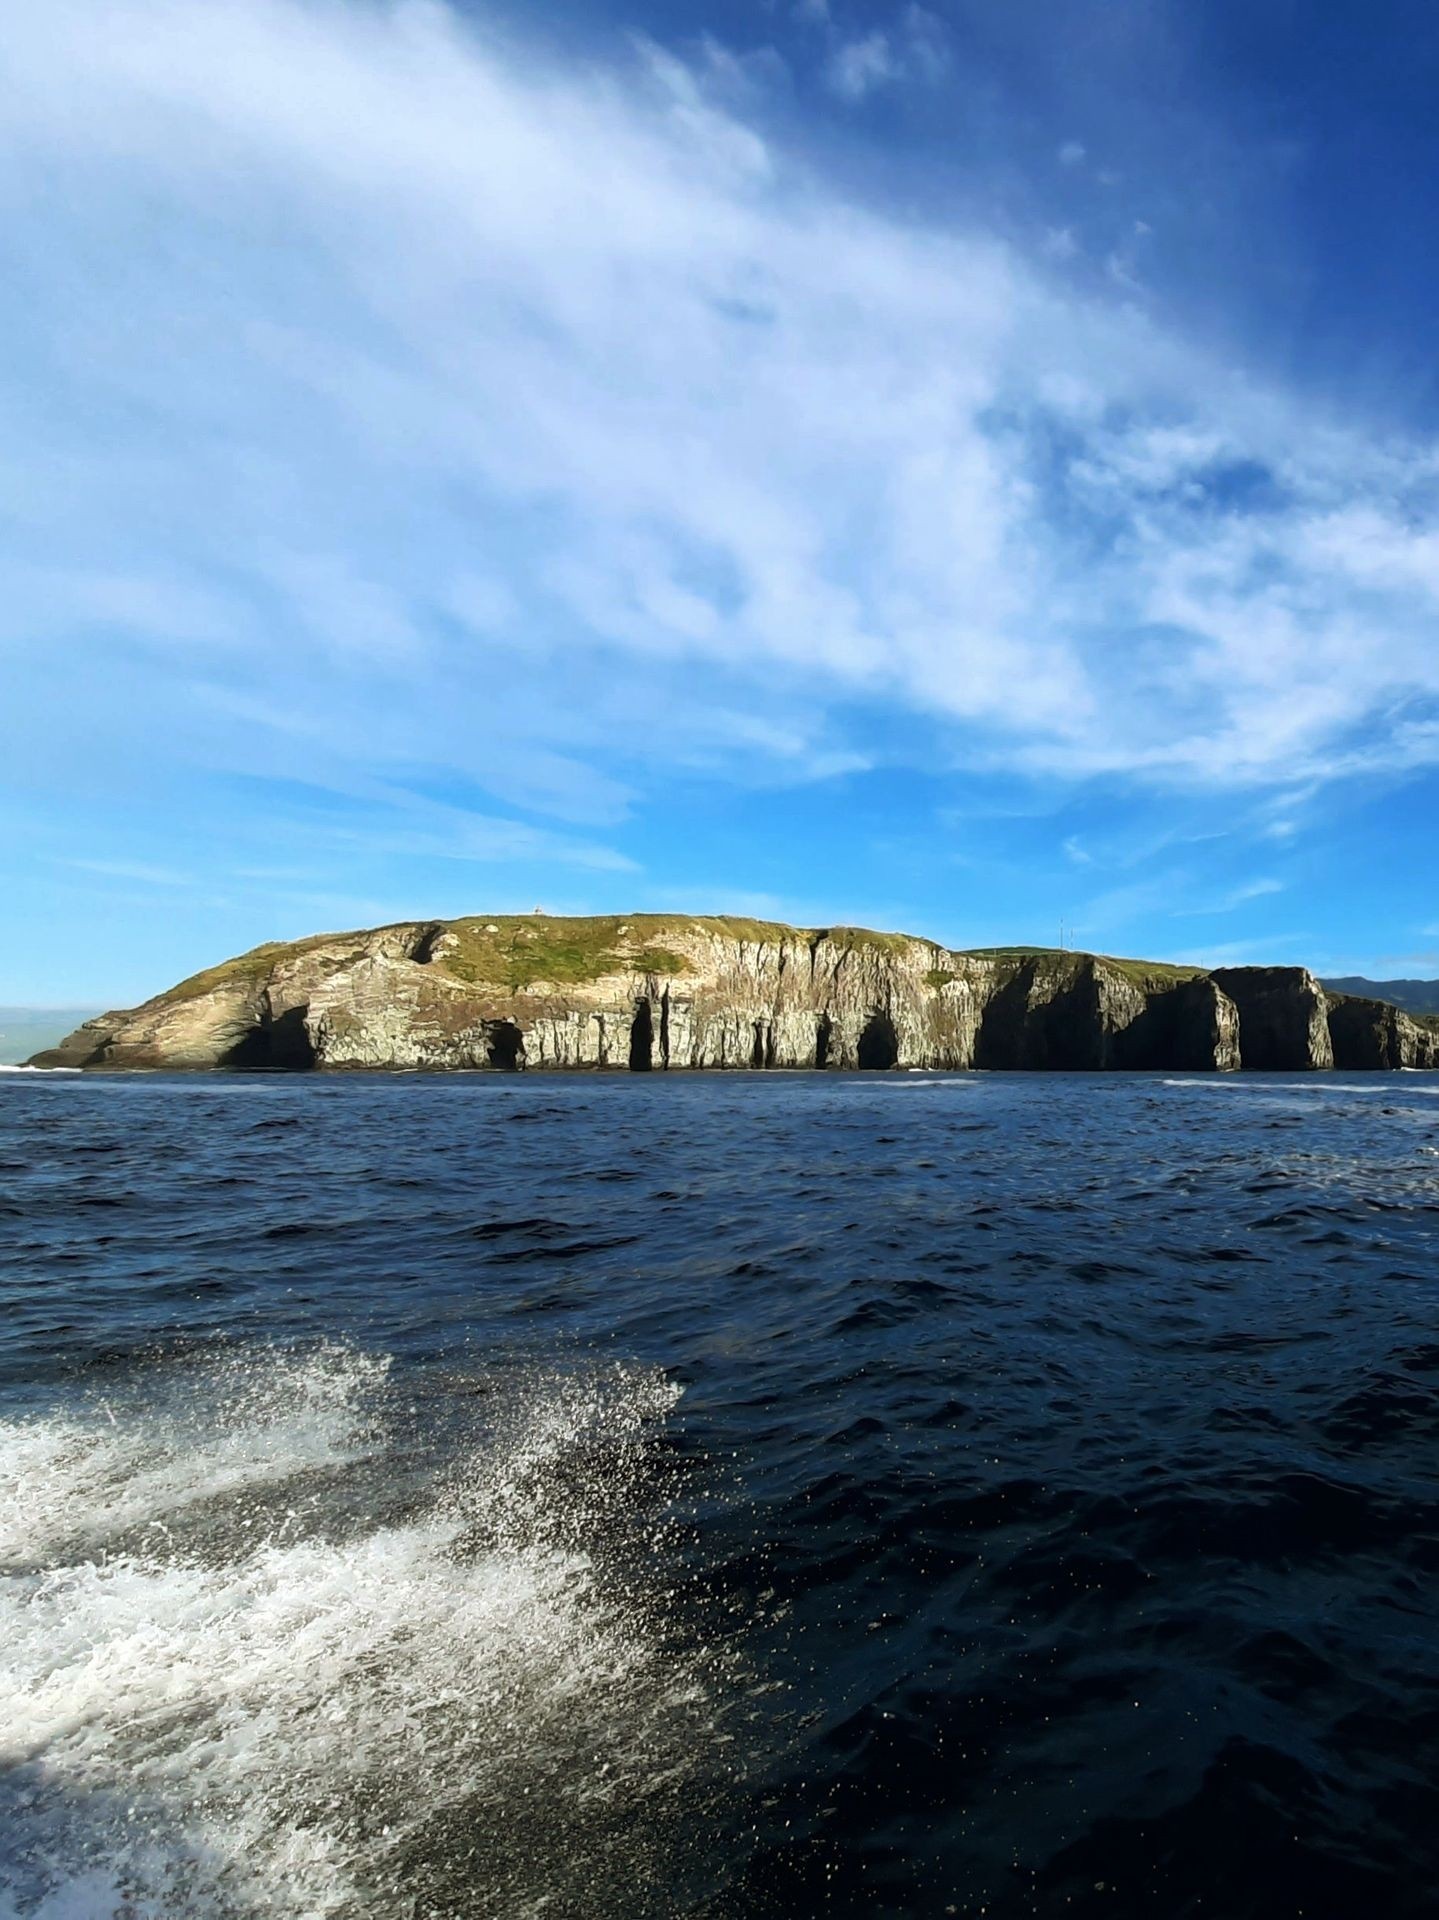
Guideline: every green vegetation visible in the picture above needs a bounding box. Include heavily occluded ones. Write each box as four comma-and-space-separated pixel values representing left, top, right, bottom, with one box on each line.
437, 916, 700, 991
1094, 955, 1206, 990
153, 917, 1216, 1009
827, 924, 924, 954
163, 940, 325, 1005
441, 919, 622, 990
432, 913, 931, 989
958, 946, 1204, 991
663, 914, 797, 941
631, 946, 689, 975
959, 945, 1079, 964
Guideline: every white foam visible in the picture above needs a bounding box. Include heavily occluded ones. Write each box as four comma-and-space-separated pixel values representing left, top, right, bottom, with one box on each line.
0, 1349, 390, 1571
0, 1349, 723, 1919
858, 1076, 980, 1089
0, 1072, 296, 1097
1159, 1077, 1439, 1096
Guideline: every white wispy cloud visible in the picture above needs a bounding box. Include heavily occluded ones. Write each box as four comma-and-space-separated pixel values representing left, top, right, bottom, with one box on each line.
1174, 933, 1314, 968
1175, 876, 1286, 916
825, 31, 901, 101
2, 0, 1439, 842
825, 7, 948, 100
1229, 877, 1285, 903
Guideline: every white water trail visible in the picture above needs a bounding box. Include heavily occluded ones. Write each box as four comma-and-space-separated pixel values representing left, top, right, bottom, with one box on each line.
0, 1346, 730, 1919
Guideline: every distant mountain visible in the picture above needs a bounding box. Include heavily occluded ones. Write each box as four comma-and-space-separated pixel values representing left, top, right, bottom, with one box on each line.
0, 1008, 102, 1066
1322, 978, 1439, 1017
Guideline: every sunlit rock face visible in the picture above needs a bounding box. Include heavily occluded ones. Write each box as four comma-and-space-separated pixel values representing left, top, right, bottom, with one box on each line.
28, 916, 1436, 1074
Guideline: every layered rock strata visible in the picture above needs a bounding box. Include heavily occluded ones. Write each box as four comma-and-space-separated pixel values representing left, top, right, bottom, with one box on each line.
29, 916, 1439, 1073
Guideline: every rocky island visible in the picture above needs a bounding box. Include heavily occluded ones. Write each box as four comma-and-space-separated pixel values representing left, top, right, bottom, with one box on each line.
29, 913, 1439, 1074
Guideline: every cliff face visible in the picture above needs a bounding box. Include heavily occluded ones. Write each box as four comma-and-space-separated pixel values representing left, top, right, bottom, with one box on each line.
1326, 993, 1439, 1070
1209, 967, 1334, 1071
28, 915, 1439, 1073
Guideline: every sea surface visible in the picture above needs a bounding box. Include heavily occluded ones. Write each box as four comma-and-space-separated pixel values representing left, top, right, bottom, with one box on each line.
3, 1069, 1439, 1920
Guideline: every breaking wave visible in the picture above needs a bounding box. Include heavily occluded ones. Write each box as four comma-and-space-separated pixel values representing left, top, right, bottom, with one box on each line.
0, 1346, 737, 1919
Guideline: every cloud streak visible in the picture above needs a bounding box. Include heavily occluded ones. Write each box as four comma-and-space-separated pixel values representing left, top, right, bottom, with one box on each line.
1174, 876, 1286, 916
2, 0, 1439, 862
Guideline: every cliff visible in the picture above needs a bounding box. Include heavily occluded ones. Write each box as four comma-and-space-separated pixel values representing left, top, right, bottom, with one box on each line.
1325, 991, 1439, 1070
1322, 975, 1439, 1017
27, 915, 1439, 1074
1210, 966, 1334, 1071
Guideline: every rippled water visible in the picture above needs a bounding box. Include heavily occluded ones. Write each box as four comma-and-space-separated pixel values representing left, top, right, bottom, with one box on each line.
3, 1070, 1439, 1918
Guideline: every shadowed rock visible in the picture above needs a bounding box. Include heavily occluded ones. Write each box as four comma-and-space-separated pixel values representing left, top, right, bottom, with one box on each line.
1327, 993, 1438, 1069
1210, 968, 1334, 1070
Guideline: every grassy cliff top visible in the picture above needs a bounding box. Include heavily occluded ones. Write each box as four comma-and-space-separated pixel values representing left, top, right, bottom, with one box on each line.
149, 915, 1222, 1005
162, 937, 337, 1005
155, 924, 1436, 1036
437, 914, 930, 988
441, 917, 691, 990
154, 914, 921, 1004
957, 947, 1206, 991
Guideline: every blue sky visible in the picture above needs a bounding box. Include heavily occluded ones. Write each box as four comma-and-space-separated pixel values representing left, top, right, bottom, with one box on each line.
5, 0, 1439, 1005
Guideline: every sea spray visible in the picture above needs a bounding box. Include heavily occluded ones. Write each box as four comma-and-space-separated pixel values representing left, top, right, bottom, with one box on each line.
0, 1345, 739, 1918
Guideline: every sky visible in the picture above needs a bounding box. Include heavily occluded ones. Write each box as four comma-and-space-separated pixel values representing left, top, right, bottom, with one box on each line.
4, 0, 1439, 1005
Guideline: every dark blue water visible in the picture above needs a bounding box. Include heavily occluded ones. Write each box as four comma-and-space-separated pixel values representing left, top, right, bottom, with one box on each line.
4, 1070, 1439, 1919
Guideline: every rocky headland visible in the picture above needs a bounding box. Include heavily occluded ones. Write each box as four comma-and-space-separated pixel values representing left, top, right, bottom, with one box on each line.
29, 914, 1439, 1074
30, 917, 1437, 1075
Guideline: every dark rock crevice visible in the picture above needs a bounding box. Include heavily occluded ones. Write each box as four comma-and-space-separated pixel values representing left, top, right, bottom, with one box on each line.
485, 1020, 525, 1070
976, 960, 1096, 1068
408, 923, 447, 966
628, 999, 654, 1072
221, 1000, 315, 1071
1113, 978, 1240, 1072
815, 1013, 833, 1070
857, 1008, 898, 1070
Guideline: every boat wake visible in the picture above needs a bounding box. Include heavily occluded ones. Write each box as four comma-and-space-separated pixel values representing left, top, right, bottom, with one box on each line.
0, 1345, 738, 1918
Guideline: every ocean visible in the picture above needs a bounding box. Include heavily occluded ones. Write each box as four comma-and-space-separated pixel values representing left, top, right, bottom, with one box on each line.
2, 1068, 1438, 1918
